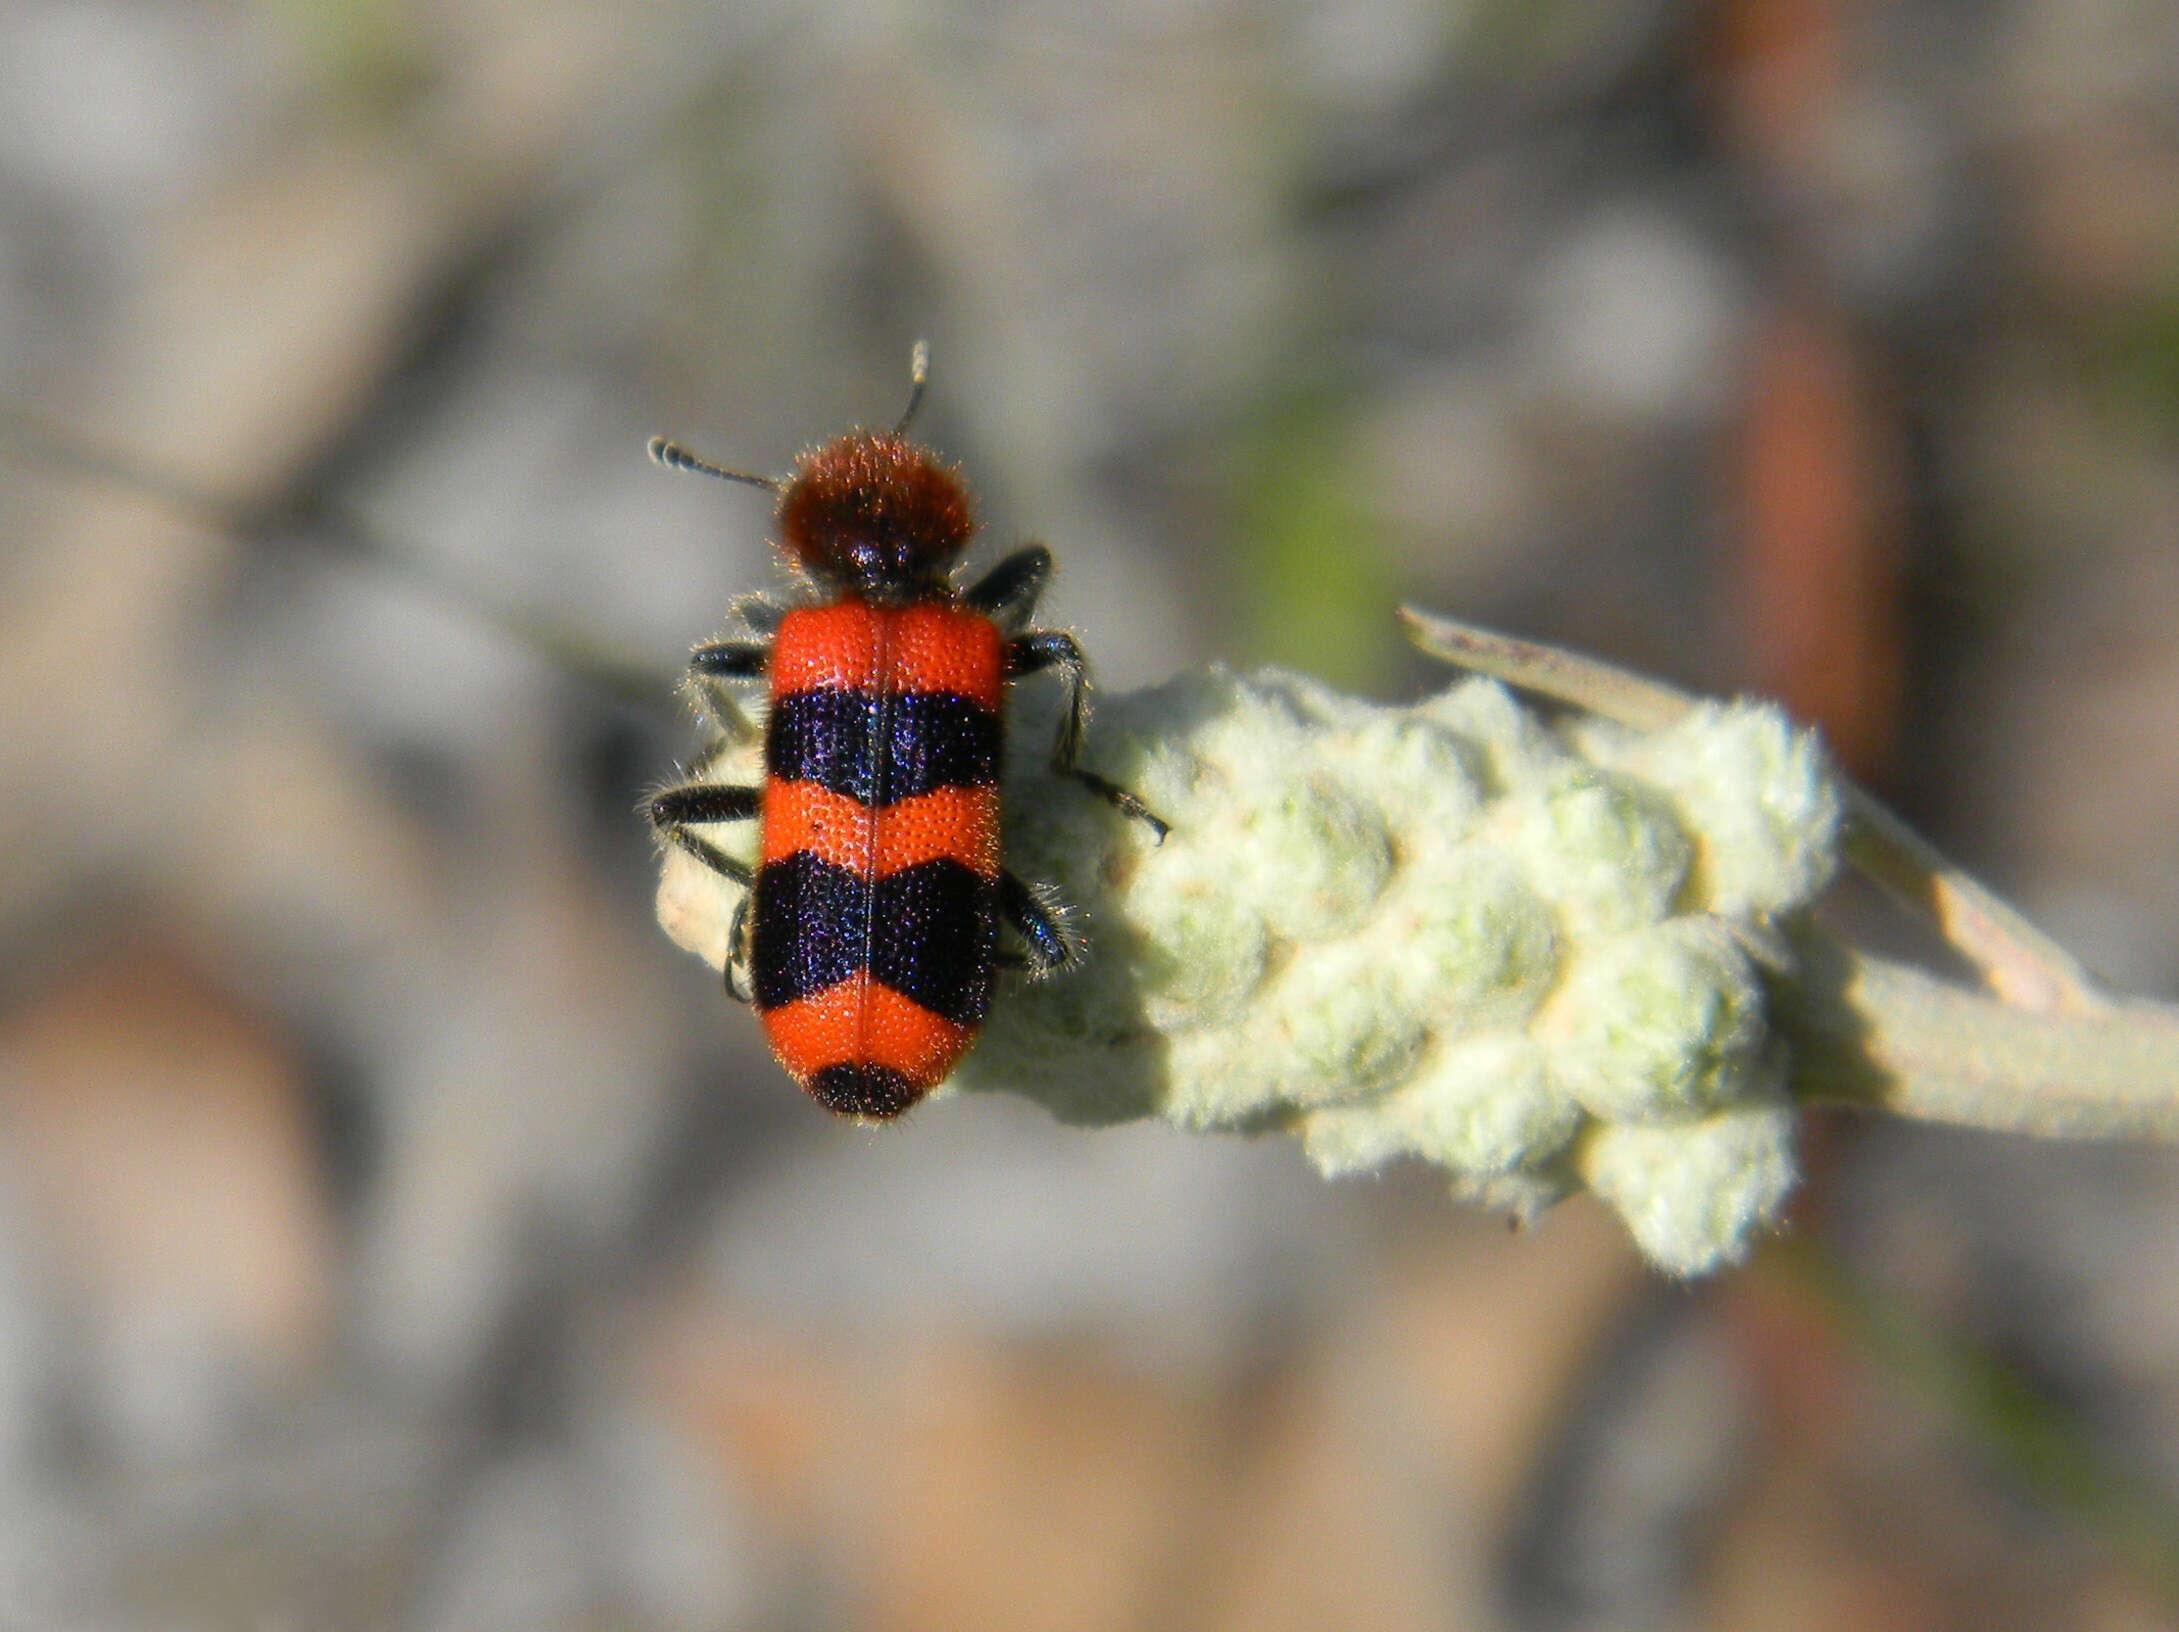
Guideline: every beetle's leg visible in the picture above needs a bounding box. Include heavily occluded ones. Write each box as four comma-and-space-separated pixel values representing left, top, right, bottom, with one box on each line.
732, 595, 787, 637
686, 639, 770, 742
648, 782, 760, 885
998, 870, 1081, 976
1005, 630, 1169, 841
964, 545, 1052, 633
724, 891, 756, 1004
690, 641, 769, 679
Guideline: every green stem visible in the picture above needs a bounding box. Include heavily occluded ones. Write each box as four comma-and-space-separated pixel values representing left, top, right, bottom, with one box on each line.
1779, 933, 2179, 1142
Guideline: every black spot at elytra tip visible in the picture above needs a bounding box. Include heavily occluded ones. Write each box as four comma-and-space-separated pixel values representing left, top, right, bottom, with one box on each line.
805, 1063, 922, 1119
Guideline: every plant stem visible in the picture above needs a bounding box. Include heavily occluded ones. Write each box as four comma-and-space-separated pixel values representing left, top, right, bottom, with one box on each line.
1779, 932, 2179, 1141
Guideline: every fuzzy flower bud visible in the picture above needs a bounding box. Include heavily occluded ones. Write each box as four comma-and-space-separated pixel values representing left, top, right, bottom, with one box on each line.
656, 666, 1842, 1275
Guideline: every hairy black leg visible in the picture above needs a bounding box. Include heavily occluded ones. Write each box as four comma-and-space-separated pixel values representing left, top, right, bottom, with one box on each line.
963, 545, 1052, 632
686, 639, 770, 740
1005, 630, 1170, 840
684, 734, 738, 781
648, 782, 760, 885
725, 892, 755, 1004
999, 870, 1080, 976
689, 641, 769, 679
651, 784, 762, 824
732, 595, 786, 637
1005, 629, 1092, 769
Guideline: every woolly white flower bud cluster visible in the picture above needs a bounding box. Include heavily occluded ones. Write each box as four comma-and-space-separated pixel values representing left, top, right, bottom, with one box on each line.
655, 667, 1842, 1275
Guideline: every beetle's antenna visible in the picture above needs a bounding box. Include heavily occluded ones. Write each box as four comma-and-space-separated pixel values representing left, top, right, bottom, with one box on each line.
893, 340, 930, 436
647, 436, 782, 493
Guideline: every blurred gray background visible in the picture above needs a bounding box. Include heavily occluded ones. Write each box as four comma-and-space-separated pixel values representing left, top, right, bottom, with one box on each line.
4, 0, 2179, 1627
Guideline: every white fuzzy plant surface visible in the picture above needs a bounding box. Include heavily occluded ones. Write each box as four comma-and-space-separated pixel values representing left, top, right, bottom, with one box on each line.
657, 608, 2179, 1277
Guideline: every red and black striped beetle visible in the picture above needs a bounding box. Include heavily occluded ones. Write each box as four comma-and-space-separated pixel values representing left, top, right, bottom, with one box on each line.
646, 345, 1163, 1119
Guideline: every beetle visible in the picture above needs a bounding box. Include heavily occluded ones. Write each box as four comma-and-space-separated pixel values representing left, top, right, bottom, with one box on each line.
645, 344, 1162, 1120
